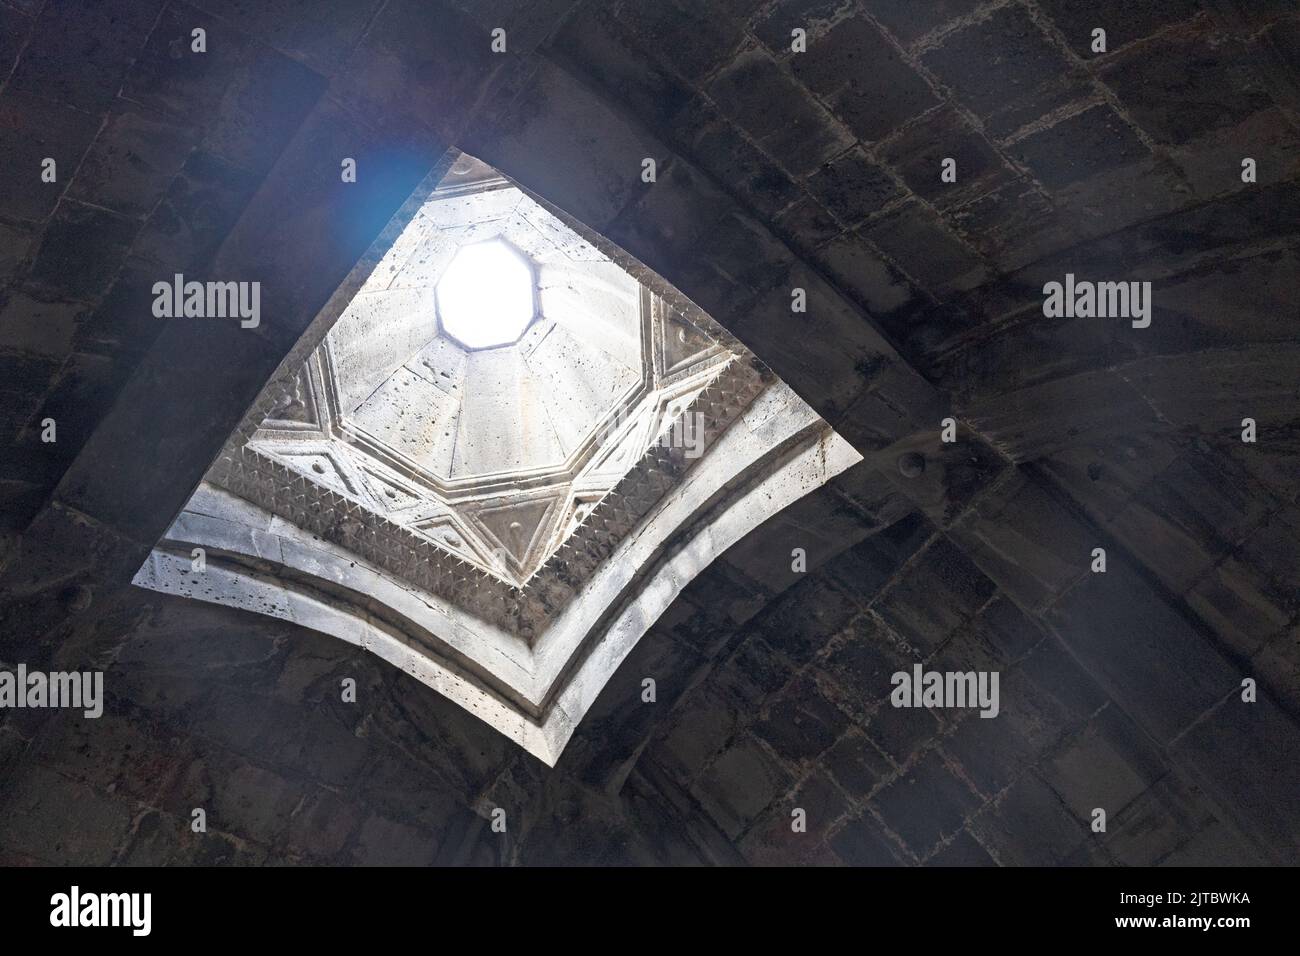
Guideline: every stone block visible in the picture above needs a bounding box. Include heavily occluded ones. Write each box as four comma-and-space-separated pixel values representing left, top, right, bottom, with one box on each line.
190, 0, 385, 76
0, 292, 79, 361
921, 4, 1087, 139
739, 769, 851, 863
1046, 559, 1240, 744
1159, 817, 1268, 865
875, 536, 996, 655
805, 147, 903, 227
714, 635, 792, 707
9, 0, 164, 112
945, 179, 1078, 271
812, 232, 925, 322
550, 3, 695, 130
1040, 705, 1165, 820
750, 0, 844, 54
792, 13, 938, 142
1239, 505, 1300, 598
942, 704, 1037, 797
878, 106, 1014, 209
879, 429, 1008, 527
330, 0, 490, 145
352, 813, 441, 865
928, 828, 997, 865
67, 101, 201, 219
859, 199, 988, 293
828, 810, 905, 864
707, 44, 854, 177
758, 576, 858, 664
969, 771, 1086, 865
609, 0, 747, 82
284, 788, 364, 861
823, 512, 931, 597
1017, 634, 1109, 725
1100, 27, 1275, 146
1187, 557, 1292, 658
872, 747, 980, 855
733, 265, 898, 420
753, 675, 850, 762
120, 809, 268, 865
975, 595, 1045, 663
1007, 104, 1150, 191
771, 192, 840, 249
684, 109, 803, 218
201, 43, 327, 176
655, 687, 740, 781
820, 622, 914, 716
1102, 774, 1216, 866
1168, 694, 1300, 861
863, 0, 983, 45
863, 693, 942, 761
1036, 0, 1203, 57
959, 368, 1159, 462
691, 734, 794, 838
468, 60, 665, 232
121, 2, 253, 121
0, 218, 37, 285
132, 151, 263, 275
825, 729, 893, 797
0, 765, 133, 865
1039, 430, 1183, 524
0, 5, 33, 79
30, 709, 180, 803
26, 202, 139, 302
950, 471, 1096, 611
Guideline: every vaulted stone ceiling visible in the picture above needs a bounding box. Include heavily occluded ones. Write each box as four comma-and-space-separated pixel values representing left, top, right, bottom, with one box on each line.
1, 0, 1298, 866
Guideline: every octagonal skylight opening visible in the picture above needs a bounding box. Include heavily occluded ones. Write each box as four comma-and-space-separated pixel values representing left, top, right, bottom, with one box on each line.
436, 239, 535, 349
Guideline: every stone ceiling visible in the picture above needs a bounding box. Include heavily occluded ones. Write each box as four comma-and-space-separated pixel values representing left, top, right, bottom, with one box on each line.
1, 0, 1298, 865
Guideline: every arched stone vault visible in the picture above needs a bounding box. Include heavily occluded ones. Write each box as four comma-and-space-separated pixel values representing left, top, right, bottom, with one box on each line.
1, 0, 1299, 863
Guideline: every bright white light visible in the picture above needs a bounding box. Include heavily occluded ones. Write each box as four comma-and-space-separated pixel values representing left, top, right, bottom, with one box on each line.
436, 240, 535, 349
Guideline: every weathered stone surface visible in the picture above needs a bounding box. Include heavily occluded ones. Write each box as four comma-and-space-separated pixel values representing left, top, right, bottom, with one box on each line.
806, 147, 903, 227
1, 0, 1297, 868
950, 471, 1092, 611
708, 44, 854, 178
1100, 26, 1275, 147
1036, 0, 1203, 57
26, 202, 139, 301
692, 734, 793, 839
1046, 562, 1240, 745
791, 13, 938, 143
8, 0, 164, 112
921, 4, 1087, 140
877, 106, 1015, 210
190, 0, 385, 76
1007, 104, 1150, 190
873, 748, 980, 856
65, 102, 201, 219
1168, 695, 1300, 861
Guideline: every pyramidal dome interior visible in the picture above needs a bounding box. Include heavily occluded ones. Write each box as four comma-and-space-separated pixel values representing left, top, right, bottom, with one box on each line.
132, 152, 861, 764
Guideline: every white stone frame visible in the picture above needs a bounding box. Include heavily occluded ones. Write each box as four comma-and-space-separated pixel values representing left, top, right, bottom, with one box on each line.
132, 149, 862, 765
135, 382, 859, 764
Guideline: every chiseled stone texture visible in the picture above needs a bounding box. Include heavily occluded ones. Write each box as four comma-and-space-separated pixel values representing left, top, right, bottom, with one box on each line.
3, 0, 1300, 865
0, 480, 1283, 865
